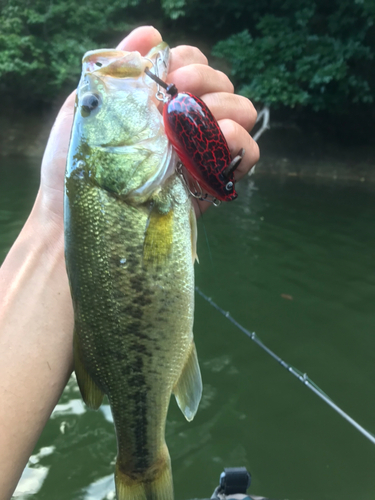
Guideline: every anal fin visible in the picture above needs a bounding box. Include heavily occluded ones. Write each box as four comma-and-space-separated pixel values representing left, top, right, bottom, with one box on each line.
74, 333, 104, 410
173, 341, 202, 421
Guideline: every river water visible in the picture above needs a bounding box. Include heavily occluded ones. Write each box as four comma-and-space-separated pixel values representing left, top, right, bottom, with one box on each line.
1, 156, 375, 500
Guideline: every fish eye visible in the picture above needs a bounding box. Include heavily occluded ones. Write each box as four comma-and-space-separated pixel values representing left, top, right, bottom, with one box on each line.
81, 93, 101, 117
225, 181, 234, 191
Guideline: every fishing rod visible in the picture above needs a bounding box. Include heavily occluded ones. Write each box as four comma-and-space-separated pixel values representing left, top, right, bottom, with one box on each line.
195, 286, 375, 446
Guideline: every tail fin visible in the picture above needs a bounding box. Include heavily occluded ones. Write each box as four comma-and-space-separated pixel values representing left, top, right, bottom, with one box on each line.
115, 449, 173, 500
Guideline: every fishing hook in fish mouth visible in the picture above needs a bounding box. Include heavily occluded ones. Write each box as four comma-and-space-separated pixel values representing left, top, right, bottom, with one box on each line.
145, 67, 177, 94
144, 53, 173, 102
176, 163, 221, 206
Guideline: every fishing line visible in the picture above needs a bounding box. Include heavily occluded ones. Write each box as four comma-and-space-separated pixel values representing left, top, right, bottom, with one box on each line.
195, 286, 375, 446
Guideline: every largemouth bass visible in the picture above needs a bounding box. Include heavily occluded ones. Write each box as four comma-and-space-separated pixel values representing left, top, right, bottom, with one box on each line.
64, 42, 202, 500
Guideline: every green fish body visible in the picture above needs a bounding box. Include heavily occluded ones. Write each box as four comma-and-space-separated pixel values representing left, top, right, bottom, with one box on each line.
64, 43, 202, 500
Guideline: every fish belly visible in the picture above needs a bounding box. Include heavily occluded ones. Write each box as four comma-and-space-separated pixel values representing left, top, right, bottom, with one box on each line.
65, 175, 195, 500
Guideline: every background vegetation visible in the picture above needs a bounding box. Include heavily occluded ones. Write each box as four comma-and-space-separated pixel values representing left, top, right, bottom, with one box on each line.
1, 0, 374, 141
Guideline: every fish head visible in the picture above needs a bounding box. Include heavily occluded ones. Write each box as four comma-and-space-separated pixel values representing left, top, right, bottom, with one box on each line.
67, 43, 175, 203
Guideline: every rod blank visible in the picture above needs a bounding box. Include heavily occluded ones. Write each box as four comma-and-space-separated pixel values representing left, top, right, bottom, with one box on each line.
195, 286, 375, 446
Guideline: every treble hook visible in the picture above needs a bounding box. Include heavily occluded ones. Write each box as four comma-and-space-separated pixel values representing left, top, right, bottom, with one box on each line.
176, 163, 221, 206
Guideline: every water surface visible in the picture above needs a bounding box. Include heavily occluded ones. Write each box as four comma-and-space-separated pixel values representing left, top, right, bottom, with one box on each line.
1, 157, 374, 500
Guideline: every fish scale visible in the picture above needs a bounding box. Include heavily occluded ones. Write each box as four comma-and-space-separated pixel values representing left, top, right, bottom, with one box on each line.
65, 42, 202, 500
66, 172, 197, 492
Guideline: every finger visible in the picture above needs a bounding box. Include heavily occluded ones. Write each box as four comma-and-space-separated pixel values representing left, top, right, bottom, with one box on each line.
42, 91, 76, 175
40, 91, 77, 218
200, 92, 257, 133
168, 64, 234, 96
116, 26, 162, 55
169, 45, 208, 73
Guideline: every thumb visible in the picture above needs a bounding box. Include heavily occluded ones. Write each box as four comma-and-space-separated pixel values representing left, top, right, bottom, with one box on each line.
116, 26, 163, 55
116, 26, 165, 114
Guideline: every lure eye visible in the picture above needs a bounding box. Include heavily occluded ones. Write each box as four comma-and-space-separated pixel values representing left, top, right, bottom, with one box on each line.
225, 181, 234, 191
81, 93, 100, 117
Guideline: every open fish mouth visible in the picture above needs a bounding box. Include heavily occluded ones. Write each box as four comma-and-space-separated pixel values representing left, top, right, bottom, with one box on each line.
78, 45, 170, 111
82, 49, 153, 79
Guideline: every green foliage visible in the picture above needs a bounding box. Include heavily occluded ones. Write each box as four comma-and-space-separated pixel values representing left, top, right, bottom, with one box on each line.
1, 0, 374, 116
0, 0, 140, 103
212, 1, 374, 112
160, 0, 186, 20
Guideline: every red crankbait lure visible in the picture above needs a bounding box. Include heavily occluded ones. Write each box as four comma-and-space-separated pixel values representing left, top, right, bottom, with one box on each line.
145, 68, 244, 202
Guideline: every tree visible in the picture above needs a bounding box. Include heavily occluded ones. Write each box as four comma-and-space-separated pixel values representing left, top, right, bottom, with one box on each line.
211, 1, 374, 113
1, 0, 374, 122
0, 0, 140, 103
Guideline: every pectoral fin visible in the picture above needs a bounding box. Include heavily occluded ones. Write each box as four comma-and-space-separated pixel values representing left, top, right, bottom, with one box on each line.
74, 333, 104, 410
143, 209, 173, 268
173, 341, 202, 421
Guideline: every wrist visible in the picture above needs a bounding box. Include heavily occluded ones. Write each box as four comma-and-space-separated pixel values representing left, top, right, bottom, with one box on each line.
11, 189, 66, 271
0, 189, 73, 498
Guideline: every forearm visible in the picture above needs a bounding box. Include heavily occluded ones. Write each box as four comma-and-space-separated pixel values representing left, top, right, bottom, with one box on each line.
0, 192, 73, 499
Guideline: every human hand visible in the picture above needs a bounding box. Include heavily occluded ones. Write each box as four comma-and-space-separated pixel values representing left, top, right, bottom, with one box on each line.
39, 26, 259, 226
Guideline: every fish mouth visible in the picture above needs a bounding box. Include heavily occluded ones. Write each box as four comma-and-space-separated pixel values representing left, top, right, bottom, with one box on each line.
82, 49, 152, 79
78, 49, 157, 104
78, 44, 170, 105
77, 49, 152, 107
